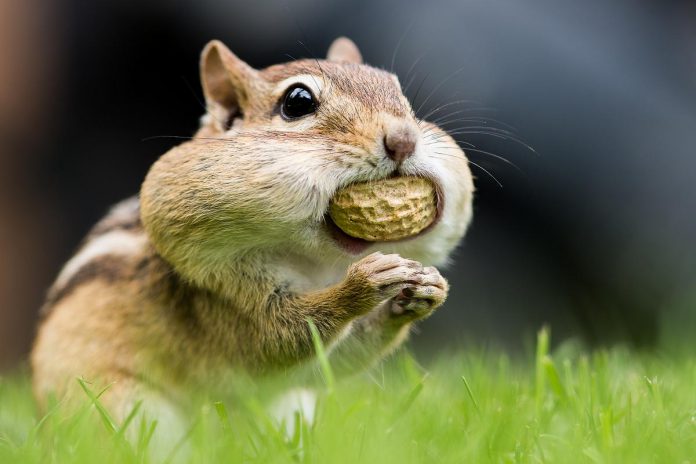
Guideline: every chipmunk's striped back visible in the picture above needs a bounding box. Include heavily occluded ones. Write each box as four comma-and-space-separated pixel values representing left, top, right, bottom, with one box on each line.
42, 197, 147, 317
31, 196, 200, 410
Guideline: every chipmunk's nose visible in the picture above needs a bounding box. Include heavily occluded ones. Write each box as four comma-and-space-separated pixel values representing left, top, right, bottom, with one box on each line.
384, 124, 417, 163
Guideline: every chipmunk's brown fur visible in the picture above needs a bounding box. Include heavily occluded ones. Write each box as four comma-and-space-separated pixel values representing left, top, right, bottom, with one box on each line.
31, 38, 474, 422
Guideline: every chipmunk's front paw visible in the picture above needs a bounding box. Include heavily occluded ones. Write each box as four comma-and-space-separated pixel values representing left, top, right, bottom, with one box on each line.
346, 252, 432, 309
389, 266, 448, 321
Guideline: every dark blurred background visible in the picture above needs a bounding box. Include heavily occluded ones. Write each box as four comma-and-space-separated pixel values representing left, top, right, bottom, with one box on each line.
1, 0, 695, 369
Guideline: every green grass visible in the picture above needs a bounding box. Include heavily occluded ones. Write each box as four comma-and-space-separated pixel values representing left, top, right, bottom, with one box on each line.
2, 328, 696, 463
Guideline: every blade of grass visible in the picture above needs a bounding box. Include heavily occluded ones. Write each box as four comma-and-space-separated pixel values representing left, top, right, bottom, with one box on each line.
76, 377, 117, 434
542, 356, 567, 401
389, 373, 428, 426
599, 407, 614, 449
461, 376, 482, 417
115, 400, 142, 439
214, 401, 232, 434
535, 326, 550, 416
137, 419, 158, 458
162, 420, 198, 464
401, 351, 427, 384
306, 318, 335, 392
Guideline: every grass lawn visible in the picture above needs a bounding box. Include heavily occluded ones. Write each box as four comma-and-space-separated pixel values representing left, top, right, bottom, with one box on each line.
2, 328, 696, 463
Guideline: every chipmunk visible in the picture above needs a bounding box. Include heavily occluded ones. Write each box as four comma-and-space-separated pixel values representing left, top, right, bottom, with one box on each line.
31, 37, 474, 423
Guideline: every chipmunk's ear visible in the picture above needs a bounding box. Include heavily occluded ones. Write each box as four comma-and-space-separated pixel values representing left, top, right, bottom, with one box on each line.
200, 40, 258, 127
327, 37, 363, 64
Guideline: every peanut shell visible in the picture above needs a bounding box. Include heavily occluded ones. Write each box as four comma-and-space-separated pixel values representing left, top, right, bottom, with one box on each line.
328, 177, 436, 241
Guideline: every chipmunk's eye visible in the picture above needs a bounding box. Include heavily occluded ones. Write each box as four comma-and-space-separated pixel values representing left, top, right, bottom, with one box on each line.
281, 85, 317, 120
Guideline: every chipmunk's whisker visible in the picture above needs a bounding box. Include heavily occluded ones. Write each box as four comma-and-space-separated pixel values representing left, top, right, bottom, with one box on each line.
418, 99, 495, 122
430, 152, 503, 187
179, 75, 232, 130
430, 129, 537, 155
402, 50, 430, 96
414, 64, 469, 117
408, 73, 431, 116
389, 18, 418, 74
142, 135, 195, 142
429, 114, 520, 132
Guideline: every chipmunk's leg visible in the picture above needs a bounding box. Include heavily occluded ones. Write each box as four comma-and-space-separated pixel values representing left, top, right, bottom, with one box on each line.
255, 252, 435, 368
323, 265, 449, 378
94, 376, 189, 459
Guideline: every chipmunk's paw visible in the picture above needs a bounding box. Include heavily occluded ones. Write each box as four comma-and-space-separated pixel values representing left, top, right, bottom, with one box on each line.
389, 266, 448, 321
347, 252, 424, 300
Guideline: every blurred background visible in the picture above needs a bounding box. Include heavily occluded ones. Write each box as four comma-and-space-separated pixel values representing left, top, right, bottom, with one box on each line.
1, 0, 695, 369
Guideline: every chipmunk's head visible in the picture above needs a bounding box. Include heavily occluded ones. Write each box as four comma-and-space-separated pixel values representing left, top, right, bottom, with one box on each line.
141, 38, 474, 286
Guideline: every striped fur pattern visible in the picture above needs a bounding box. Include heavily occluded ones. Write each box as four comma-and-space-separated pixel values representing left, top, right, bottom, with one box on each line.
31, 38, 474, 421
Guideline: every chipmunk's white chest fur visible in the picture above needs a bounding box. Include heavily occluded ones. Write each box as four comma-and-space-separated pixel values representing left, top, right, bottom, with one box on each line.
268, 253, 347, 293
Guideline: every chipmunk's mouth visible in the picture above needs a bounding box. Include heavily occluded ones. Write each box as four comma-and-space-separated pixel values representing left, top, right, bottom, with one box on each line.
324, 216, 373, 254
323, 175, 444, 255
